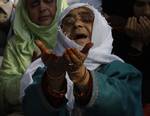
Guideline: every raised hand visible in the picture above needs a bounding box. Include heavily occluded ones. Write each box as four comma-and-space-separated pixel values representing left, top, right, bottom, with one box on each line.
63, 42, 92, 84
125, 17, 145, 51
81, 42, 93, 54
35, 40, 66, 77
64, 42, 93, 72
138, 16, 150, 45
125, 17, 141, 39
35, 40, 53, 64
125, 16, 150, 51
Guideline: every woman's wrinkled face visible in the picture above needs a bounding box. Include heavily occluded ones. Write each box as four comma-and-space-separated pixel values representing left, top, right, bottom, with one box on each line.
134, 0, 150, 18
26, 0, 57, 26
61, 7, 94, 46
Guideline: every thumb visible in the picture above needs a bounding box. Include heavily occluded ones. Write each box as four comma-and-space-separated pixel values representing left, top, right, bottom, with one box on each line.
35, 40, 52, 54
81, 42, 93, 54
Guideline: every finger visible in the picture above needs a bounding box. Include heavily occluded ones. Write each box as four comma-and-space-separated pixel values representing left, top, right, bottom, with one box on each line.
125, 17, 131, 29
131, 17, 136, 32
139, 17, 146, 28
129, 17, 133, 29
64, 49, 72, 63
35, 40, 54, 65
81, 42, 93, 54
134, 17, 140, 34
140, 17, 149, 25
126, 17, 133, 32
71, 48, 85, 61
35, 40, 51, 54
144, 16, 150, 26
67, 48, 82, 65
140, 17, 150, 32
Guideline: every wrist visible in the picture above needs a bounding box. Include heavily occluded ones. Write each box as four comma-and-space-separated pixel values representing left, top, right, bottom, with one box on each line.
42, 75, 67, 108
75, 69, 90, 86
45, 71, 66, 91
69, 66, 90, 86
74, 75, 93, 105
47, 68, 65, 77
46, 70, 65, 78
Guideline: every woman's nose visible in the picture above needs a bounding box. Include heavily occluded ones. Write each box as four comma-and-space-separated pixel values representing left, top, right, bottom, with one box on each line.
39, 0, 47, 11
74, 18, 83, 28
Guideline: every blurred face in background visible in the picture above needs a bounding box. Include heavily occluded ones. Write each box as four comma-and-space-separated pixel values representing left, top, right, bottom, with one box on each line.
0, 0, 13, 25
61, 7, 94, 46
134, 0, 150, 18
26, 0, 57, 26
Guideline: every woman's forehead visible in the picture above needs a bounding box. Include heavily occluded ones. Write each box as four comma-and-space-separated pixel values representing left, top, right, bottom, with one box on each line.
69, 7, 92, 13
26, 0, 57, 3
65, 6, 94, 18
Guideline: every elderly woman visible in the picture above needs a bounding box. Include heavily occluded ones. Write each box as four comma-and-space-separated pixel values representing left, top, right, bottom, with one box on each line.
0, 0, 67, 115
21, 3, 143, 116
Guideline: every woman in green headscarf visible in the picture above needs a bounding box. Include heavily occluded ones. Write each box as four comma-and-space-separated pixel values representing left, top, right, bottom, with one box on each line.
0, 0, 68, 115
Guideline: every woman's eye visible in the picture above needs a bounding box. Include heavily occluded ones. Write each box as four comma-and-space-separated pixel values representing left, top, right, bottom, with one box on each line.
44, 0, 54, 3
81, 14, 94, 22
63, 17, 75, 25
31, 0, 40, 7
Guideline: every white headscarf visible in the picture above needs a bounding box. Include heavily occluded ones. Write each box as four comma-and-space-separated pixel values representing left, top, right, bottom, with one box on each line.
54, 3, 123, 71
80, 0, 102, 11
68, 0, 102, 11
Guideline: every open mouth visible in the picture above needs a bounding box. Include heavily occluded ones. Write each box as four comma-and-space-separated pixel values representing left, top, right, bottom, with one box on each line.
39, 15, 50, 21
73, 33, 88, 40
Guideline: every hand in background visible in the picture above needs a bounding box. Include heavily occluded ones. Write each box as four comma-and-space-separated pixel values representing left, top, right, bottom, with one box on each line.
125, 16, 150, 51
125, 17, 141, 39
125, 17, 144, 51
138, 16, 150, 45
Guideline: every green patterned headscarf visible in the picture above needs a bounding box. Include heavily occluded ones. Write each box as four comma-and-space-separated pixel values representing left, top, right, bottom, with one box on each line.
14, 0, 68, 48
0, 0, 68, 76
